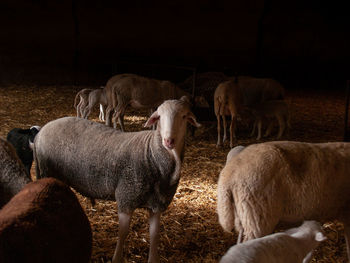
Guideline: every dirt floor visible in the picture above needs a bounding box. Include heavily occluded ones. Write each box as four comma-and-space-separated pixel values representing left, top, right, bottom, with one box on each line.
0, 84, 348, 262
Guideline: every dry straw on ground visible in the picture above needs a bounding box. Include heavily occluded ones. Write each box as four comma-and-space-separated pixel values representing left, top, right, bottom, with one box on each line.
0, 85, 347, 262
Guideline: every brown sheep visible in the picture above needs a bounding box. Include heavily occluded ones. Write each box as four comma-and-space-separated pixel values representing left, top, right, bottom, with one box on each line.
0, 138, 31, 208
74, 88, 93, 118
249, 100, 290, 140
0, 177, 92, 263
217, 141, 350, 261
104, 73, 201, 131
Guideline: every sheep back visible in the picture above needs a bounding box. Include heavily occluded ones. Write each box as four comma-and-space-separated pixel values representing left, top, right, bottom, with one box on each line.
218, 141, 350, 237
0, 177, 92, 263
0, 138, 31, 208
35, 117, 178, 213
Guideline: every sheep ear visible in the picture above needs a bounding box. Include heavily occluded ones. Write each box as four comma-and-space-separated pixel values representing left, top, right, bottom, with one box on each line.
180, 95, 191, 103
187, 112, 201, 128
144, 111, 160, 127
315, 232, 327, 242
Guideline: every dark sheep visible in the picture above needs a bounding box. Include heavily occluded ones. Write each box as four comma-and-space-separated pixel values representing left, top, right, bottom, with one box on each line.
0, 177, 92, 263
0, 138, 31, 208
6, 126, 40, 176
33, 97, 200, 263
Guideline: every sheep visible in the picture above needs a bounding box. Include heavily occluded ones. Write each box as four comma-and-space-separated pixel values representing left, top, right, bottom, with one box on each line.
214, 76, 285, 147
74, 88, 93, 118
0, 177, 92, 263
226, 145, 245, 164
220, 220, 327, 263
6, 126, 40, 176
33, 96, 200, 263
217, 140, 350, 260
249, 100, 290, 140
214, 79, 243, 148
0, 138, 31, 208
104, 73, 205, 131
81, 86, 107, 120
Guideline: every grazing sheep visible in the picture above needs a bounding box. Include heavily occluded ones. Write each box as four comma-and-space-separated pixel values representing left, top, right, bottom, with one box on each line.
220, 221, 326, 263
214, 76, 285, 147
6, 126, 40, 176
217, 141, 350, 260
214, 79, 243, 148
104, 73, 202, 131
249, 100, 290, 140
81, 86, 107, 120
0, 138, 31, 208
0, 177, 92, 263
33, 96, 200, 263
74, 88, 93, 118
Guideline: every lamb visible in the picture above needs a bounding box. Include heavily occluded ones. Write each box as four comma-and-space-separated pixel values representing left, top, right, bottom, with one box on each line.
6, 126, 40, 176
0, 177, 92, 263
0, 138, 31, 208
214, 76, 285, 147
104, 73, 204, 131
226, 145, 245, 164
220, 220, 327, 263
217, 141, 350, 261
74, 88, 93, 118
33, 96, 200, 263
249, 100, 290, 140
81, 86, 107, 120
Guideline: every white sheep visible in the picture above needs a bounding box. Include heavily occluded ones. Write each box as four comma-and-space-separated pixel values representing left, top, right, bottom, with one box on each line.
217, 141, 350, 261
81, 86, 107, 120
249, 99, 290, 140
220, 220, 327, 263
33, 96, 200, 263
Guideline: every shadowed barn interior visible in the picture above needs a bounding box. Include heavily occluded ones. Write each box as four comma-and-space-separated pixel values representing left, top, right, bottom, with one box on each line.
0, 0, 349, 262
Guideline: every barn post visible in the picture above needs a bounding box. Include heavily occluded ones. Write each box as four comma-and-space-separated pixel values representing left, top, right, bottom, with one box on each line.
344, 80, 350, 141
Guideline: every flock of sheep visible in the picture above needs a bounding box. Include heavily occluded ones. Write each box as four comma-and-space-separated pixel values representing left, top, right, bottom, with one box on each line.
0, 72, 348, 263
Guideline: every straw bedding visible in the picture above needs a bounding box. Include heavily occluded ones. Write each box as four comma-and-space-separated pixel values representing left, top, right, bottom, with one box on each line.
0, 84, 347, 262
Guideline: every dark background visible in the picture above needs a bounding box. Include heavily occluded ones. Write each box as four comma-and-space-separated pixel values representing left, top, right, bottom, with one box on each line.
0, 0, 349, 90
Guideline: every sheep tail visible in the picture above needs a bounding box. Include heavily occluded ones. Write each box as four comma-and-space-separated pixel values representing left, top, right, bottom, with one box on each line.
217, 185, 238, 234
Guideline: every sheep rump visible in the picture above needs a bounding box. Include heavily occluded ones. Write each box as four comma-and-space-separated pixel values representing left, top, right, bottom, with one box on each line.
0, 177, 92, 263
217, 141, 350, 241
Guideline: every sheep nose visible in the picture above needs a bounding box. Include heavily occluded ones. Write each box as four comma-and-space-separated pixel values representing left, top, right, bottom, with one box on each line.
164, 138, 175, 149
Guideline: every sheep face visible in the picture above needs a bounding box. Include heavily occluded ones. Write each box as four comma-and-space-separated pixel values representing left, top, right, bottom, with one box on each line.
145, 97, 200, 150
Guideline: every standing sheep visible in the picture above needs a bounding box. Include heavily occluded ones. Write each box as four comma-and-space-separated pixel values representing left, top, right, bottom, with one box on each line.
0, 177, 92, 263
249, 100, 290, 140
74, 88, 93, 118
6, 126, 40, 176
0, 138, 31, 208
214, 79, 243, 148
81, 86, 107, 120
33, 97, 200, 263
214, 76, 285, 147
217, 141, 350, 261
220, 220, 327, 263
104, 73, 202, 131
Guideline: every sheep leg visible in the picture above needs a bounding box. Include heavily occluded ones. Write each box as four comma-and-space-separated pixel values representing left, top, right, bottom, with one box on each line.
276, 114, 285, 139
236, 229, 243, 244
216, 114, 222, 147
99, 104, 105, 121
256, 119, 262, 140
250, 119, 257, 137
264, 120, 274, 138
229, 116, 236, 148
148, 210, 161, 263
112, 211, 133, 263
302, 251, 314, 263
105, 105, 114, 127
223, 115, 227, 143
118, 113, 125, 132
